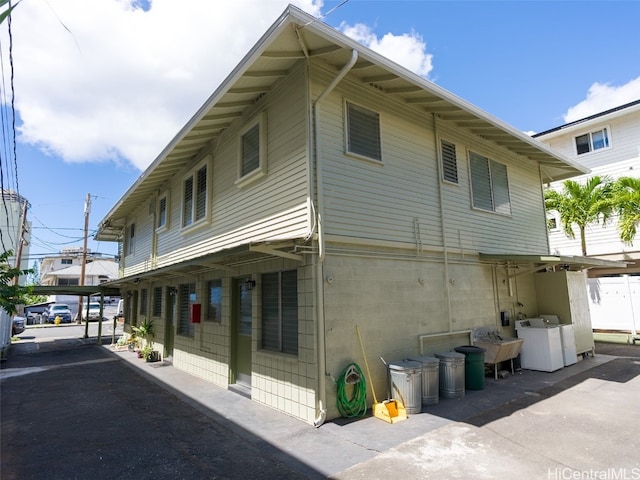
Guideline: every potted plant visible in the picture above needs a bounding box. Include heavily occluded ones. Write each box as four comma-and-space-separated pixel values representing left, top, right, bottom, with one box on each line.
132, 319, 159, 361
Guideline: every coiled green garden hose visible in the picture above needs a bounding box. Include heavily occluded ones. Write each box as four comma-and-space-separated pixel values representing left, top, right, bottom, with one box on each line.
336, 362, 368, 418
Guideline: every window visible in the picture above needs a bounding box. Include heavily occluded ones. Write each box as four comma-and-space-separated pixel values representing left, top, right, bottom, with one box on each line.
58, 278, 79, 286
237, 113, 267, 185
182, 165, 207, 228
178, 283, 196, 336
261, 270, 298, 355
469, 152, 511, 215
207, 280, 222, 322
346, 101, 381, 161
61, 259, 72, 265
152, 287, 162, 317
125, 223, 135, 256
575, 127, 609, 155
441, 140, 458, 184
157, 195, 167, 230
140, 288, 148, 316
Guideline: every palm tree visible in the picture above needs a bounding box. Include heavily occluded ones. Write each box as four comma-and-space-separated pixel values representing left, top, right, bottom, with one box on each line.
544, 176, 614, 256
613, 176, 640, 245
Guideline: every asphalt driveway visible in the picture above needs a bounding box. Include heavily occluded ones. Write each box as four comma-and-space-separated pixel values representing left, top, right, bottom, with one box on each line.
1, 342, 313, 480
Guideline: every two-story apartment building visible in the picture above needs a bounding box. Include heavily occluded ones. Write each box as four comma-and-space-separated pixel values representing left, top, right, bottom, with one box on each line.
96, 6, 619, 424
534, 100, 640, 336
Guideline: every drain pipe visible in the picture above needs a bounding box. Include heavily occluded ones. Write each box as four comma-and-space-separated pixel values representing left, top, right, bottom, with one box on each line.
313, 49, 358, 427
432, 114, 453, 333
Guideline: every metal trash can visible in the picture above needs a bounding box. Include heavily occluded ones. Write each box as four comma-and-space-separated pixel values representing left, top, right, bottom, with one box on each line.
388, 359, 422, 414
407, 355, 439, 406
454, 345, 486, 390
434, 351, 465, 398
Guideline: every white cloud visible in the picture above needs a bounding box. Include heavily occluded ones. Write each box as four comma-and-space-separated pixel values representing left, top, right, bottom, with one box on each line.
339, 22, 433, 78
1, 0, 323, 171
563, 76, 640, 123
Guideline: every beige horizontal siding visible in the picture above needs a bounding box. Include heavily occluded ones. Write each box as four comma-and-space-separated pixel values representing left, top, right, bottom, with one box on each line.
124, 62, 310, 277
313, 61, 548, 255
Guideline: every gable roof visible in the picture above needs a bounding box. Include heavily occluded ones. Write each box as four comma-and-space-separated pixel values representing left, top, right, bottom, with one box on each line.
96, 4, 586, 241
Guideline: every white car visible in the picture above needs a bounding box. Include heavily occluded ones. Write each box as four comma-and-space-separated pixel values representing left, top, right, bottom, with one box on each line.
82, 302, 104, 322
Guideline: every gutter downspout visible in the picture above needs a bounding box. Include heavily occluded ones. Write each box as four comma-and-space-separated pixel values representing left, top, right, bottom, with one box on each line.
432, 114, 453, 333
312, 49, 358, 427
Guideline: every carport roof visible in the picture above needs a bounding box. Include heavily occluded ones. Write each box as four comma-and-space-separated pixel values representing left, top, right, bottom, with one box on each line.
29, 285, 121, 297
479, 253, 628, 275
96, 5, 587, 242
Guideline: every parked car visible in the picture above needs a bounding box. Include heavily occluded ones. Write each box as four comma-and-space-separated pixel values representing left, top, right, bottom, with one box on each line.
12, 316, 26, 335
82, 302, 104, 322
44, 304, 73, 323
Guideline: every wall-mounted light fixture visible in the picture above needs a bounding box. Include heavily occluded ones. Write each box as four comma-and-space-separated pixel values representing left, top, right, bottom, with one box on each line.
133, 278, 141, 284
168, 287, 178, 296
243, 279, 256, 290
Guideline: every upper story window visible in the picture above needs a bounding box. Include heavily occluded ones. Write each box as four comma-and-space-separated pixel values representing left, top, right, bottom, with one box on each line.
157, 194, 168, 230
547, 212, 561, 232
182, 164, 207, 228
61, 259, 72, 265
575, 127, 610, 155
125, 223, 136, 256
441, 139, 458, 184
469, 151, 511, 215
237, 112, 267, 186
345, 101, 382, 162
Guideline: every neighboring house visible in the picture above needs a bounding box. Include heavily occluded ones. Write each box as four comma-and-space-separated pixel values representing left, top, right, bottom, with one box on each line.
534, 100, 640, 335
40, 253, 119, 313
40, 247, 108, 281
96, 6, 619, 425
0, 189, 31, 283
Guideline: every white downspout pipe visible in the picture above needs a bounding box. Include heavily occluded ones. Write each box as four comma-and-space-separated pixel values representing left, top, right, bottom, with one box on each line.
313, 49, 358, 427
432, 114, 453, 333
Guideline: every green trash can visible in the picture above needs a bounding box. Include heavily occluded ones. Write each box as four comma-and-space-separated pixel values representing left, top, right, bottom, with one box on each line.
454, 345, 486, 390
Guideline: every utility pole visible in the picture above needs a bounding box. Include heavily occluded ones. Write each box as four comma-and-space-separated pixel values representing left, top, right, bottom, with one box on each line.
13, 199, 28, 285
77, 193, 91, 329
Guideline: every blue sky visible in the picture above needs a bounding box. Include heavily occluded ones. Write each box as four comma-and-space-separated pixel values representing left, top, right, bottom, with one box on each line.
1, 0, 639, 267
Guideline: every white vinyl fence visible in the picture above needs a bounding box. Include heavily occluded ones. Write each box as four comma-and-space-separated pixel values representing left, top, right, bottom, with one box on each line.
588, 276, 640, 334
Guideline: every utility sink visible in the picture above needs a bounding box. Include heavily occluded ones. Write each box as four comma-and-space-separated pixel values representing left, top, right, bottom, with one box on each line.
473, 327, 524, 379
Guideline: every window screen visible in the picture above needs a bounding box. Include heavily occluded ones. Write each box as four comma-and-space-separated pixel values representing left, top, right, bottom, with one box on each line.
347, 102, 381, 161
241, 124, 260, 177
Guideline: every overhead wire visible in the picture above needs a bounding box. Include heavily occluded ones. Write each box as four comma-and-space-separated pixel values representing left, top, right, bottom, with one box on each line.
0, 2, 19, 254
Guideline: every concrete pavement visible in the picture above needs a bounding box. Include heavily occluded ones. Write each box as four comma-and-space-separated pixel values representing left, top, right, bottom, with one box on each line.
104, 342, 640, 479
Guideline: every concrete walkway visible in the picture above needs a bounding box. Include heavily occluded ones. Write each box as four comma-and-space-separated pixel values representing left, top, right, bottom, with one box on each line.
105, 343, 640, 479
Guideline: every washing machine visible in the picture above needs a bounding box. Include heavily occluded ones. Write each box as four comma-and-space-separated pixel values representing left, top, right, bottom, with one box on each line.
558, 324, 578, 366
540, 315, 578, 366
515, 319, 564, 372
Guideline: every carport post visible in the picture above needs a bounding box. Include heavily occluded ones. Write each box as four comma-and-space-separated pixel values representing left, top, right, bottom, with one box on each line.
84, 299, 90, 338
97, 294, 104, 344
